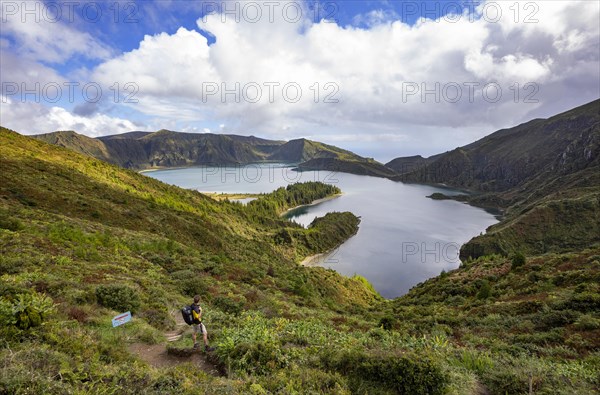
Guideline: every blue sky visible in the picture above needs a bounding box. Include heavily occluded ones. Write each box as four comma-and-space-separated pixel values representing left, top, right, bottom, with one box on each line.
47, 1, 476, 75
1, 0, 599, 161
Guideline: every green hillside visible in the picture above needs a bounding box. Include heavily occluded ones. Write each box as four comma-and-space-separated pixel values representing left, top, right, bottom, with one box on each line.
392, 100, 599, 195
0, 127, 378, 393
390, 100, 600, 258
33, 130, 391, 175
2, 126, 599, 394
387, 247, 600, 395
268, 138, 364, 162
385, 155, 439, 174
298, 157, 397, 178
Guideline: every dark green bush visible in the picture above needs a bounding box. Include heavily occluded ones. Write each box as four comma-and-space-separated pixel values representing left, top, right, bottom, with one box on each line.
139, 307, 174, 330
274, 228, 293, 245
213, 295, 244, 316
477, 280, 492, 299
379, 316, 395, 330
323, 350, 447, 395
511, 252, 526, 269
533, 310, 578, 330
0, 213, 23, 231
574, 314, 600, 330
171, 270, 209, 298
95, 284, 140, 313
560, 292, 600, 313
482, 367, 530, 395
228, 341, 287, 375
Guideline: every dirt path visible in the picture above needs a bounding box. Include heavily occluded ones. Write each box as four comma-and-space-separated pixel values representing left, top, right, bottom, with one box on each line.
128, 310, 220, 375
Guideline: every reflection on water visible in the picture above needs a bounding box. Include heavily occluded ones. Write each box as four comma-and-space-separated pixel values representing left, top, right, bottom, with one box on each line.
146, 164, 497, 298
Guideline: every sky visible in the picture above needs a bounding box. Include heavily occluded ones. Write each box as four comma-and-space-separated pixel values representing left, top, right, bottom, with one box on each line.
1, 0, 599, 162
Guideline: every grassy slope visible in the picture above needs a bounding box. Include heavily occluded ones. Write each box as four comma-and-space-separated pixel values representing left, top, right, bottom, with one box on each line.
297, 157, 397, 178
0, 127, 381, 392
2, 127, 599, 394
461, 188, 600, 259
387, 248, 600, 394
389, 100, 600, 258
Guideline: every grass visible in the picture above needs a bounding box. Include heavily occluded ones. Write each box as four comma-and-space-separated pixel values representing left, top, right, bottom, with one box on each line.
1, 126, 599, 394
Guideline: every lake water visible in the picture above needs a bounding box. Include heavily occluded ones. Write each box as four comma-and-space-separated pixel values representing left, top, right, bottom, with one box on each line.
146, 164, 498, 298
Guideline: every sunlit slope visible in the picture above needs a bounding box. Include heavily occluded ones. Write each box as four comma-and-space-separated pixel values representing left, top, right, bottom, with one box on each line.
0, 127, 377, 310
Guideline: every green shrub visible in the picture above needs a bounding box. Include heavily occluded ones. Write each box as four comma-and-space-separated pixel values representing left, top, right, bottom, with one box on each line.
139, 307, 174, 330
459, 350, 494, 375
324, 350, 448, 395
477, 280, 492, 299
511, 252, 526, 269
171, 270, 209, 298
0, 292, 55, 330
379, 316, 395, 331
561, 292, 600, 313
573, 314, 600, 330
274, 228, 293, 245
213, 295, 244, 316
533, 310, 578, 330
227, 340, 288, 375
482, 367, 530, 395
95, 284, 140, 313
0, 212, 23, 231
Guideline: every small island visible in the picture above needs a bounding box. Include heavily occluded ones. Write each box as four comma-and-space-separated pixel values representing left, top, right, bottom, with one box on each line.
427, 192, 452, 200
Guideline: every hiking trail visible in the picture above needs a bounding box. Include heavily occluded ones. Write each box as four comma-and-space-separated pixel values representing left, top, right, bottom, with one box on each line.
128, 310, 220, 375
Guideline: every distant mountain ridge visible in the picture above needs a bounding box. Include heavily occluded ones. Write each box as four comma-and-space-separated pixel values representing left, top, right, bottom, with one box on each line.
32, 129, 393, 177
387, 99, 600, 258
389, 100, 600, 198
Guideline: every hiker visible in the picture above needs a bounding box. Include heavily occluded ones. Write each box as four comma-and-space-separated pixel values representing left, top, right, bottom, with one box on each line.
191, 295, 215, 352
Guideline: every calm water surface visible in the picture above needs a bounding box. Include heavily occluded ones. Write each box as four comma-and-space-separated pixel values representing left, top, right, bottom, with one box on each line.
146, 164, 497, 298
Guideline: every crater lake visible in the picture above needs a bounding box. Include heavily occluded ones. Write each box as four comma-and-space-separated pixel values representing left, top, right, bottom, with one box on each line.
145, 164, 498, 298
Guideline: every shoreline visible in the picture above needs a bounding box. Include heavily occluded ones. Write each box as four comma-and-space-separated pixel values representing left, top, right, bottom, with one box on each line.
279, 193, 342, 217
138, 161, 299, 174
299, 219, 360, 267
300, 251, 330, 266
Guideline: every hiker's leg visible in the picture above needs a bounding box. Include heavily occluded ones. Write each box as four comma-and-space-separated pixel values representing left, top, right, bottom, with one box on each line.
202, 323, 209, 346
192, 324, 198, 345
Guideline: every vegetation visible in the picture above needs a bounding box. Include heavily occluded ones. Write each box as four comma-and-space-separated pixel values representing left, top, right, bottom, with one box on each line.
386, 248, 600, 394
1, 124, 599, 394
297, 157, 397, 178
427, 193, 451, 200
391, 99, 600, 258
0, 127, 376, 393
246, 182, 341, 217
34, 131, 387, 174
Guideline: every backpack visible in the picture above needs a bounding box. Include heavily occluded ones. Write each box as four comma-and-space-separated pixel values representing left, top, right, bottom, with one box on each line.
181, 305, 194, 325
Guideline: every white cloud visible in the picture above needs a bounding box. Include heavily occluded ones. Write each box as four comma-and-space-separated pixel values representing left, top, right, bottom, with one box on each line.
3, 0, 599, 157
0, 99, 140, 137
0, 50, 66, 91
1, 1, 113, 63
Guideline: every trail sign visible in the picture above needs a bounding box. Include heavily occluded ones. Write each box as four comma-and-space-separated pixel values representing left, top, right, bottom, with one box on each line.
112, 311, 132, 327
